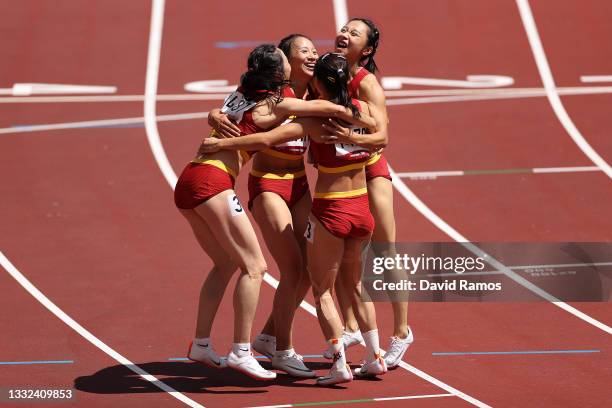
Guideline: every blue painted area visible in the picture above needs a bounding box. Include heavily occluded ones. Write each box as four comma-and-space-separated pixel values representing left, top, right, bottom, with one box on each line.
432, 349, 600, 356
0, 360, 74, 365
170, 354, 323, 361
216, 39, 334, 49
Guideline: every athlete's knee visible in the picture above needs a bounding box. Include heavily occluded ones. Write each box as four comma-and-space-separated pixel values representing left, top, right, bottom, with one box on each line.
241, 259, 267, 280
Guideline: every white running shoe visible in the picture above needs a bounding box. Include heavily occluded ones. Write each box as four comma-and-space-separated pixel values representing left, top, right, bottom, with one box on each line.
323, 330, 363, 359
383, 328, 414, 368
252, 335, 276, 360
272, 351, 316, 378
353, 355, 387, 378
227, 351, 276, 380
316, 363, 353, 386
187, 341, 227, 369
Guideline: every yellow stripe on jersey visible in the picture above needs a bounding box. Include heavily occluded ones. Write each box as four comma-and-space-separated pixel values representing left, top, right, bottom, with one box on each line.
250, 169, 306, 180
365, 152, 382, 166
317, 161, 367, 173
190, 158, 237, 178
314, 187, 368, 199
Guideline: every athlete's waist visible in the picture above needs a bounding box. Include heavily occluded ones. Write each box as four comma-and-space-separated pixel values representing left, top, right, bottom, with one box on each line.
313, 187, 368, 199
250, 168, 306, 180
316, 159, 370, 173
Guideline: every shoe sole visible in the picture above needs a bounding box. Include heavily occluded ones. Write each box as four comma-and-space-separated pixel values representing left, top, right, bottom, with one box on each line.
316, 377, 352, 386
227, 364, 276, 381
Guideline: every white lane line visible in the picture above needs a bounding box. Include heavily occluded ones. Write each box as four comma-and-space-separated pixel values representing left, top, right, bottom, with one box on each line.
0, 83, 117, 96
384, 86, 612, 97
144, 0, 177, 188
516, 0, 612, 180
581, 76, 612, 83
396, 170, 465, 179
395, 166, 600, 179
0, 112, 207, 135
245, 393, 454, 408
136, 0, 490, 406
388, 165, 612, 335
332, 0, 348, 31
0, 94, 229, 103
330, 3, 490, 408
532, 166, 599, 174
2, 85, 612, 104
376, 394, 454, 402
382, 75, 514, 89
0, 251, 204, 408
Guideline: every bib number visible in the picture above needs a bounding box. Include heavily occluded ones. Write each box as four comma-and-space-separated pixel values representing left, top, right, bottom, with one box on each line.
334, 127, 369, 158
305, 218, 315, 243
228, 194, 245, 216
221, 90, 257, 123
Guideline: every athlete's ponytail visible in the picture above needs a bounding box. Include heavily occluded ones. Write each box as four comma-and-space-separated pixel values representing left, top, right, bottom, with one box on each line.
240, 44, 288, 103
314, 53, 360, 118
349, 18, 380, 74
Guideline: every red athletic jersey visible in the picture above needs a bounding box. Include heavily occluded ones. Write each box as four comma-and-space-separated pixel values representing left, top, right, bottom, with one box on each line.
347, 68, 371, 99
267, 86, 308, 157
309, 99, 370, 170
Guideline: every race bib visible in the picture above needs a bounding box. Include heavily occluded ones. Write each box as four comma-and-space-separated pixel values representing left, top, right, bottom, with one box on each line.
305, 218, 315, 243
227, 194, 245, 217
275, 116, 308, 153
221, 90, 258, 123
334, 127, 369, 158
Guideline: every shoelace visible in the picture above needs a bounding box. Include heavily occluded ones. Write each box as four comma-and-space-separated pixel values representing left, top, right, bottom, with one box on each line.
388, 338, 405, 355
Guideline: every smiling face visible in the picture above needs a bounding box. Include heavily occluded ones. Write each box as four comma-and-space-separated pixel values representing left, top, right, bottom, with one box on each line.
287, 36, 319, 81
334, 19, 372, 65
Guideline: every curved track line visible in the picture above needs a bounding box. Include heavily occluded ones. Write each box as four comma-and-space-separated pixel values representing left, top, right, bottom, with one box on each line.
387, 165, 612, 335
515, 0, 612, 179
0, 251, 204, 408
144, 0, 177, 188
142, 0, 489, 406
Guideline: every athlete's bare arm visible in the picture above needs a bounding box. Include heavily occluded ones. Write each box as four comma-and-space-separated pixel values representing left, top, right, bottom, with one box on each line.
199, 121, 308, 153
322, 75, 389, 149
275, 98, 377, 130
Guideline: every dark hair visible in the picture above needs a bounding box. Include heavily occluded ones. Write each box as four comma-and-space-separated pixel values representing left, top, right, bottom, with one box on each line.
314, 53, 360, 118
240, 44, 288, 103
349, 18, 380, 74
278, 33, 313, 59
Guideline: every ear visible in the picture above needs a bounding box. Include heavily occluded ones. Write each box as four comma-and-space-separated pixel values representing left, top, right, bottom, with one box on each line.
361, 46, 373, 58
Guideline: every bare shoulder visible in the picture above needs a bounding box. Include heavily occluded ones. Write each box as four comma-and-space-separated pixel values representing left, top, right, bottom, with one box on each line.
359, 74, 386, 104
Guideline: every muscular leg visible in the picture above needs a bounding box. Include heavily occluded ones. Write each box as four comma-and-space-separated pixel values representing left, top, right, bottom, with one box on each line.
369, 176, 409, 338
341, 238, 378, 333
194, 190, 268, 343
179, 209, 237, 339
306, 216, 344, 341
251, 192, 305, 350
290, 191, 313, 313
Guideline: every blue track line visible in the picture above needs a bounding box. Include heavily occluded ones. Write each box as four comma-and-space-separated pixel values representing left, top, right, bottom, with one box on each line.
432, 349, 600, 356
0, 360, 74, 365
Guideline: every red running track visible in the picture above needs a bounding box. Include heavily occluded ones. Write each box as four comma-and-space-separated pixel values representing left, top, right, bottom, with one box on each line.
1, 1, 610, 407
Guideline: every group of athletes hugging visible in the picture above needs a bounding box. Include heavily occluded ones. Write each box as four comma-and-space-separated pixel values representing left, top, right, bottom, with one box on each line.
173, 18, 414, 385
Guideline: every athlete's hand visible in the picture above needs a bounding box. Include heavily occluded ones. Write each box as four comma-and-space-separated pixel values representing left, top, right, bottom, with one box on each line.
321, 118, 351, 144
198, 138, 221, 154
208, 110, 240, 138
